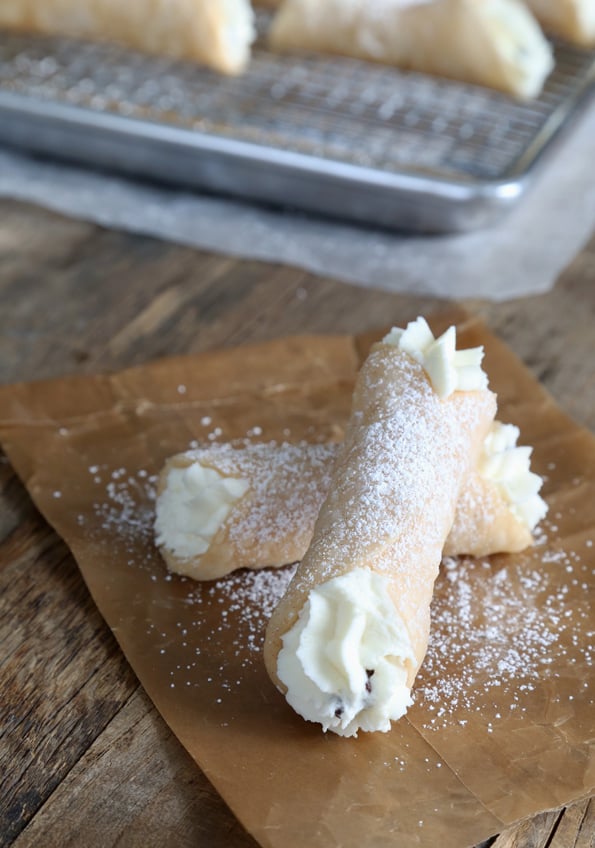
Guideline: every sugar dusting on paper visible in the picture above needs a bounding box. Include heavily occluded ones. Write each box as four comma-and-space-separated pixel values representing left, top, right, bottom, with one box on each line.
82, 428, 594, 745
416, 545, 593, 732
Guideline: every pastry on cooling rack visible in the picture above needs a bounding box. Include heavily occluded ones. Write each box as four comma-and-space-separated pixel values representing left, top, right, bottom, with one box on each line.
263, 318, 497, 736
525, 0, 595, 45
0, 0, 255, 74
269, 0, 555, 98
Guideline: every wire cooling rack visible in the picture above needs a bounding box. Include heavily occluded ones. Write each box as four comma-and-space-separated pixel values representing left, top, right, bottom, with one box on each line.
0, 17, 593, 232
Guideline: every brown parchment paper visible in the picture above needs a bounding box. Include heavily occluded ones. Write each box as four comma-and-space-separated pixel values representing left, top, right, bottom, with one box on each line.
0, 315, 594, 848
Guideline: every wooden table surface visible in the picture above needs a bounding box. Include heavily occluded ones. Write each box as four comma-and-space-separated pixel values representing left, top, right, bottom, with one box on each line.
1, 199, 593, 848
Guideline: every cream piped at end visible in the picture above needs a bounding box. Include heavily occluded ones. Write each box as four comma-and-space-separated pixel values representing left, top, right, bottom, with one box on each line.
277, 568, 415, 737
479, 422, 548, 530
219, 0, 257, 72
383, 317, 488, 398
155, 461, 249, 559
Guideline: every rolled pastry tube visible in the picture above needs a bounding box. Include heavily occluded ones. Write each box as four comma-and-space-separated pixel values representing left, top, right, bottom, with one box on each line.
155, 442, 338, 581
525, 0, 595, 46
0, 0, 256, 74
447, 421, 547, 556
155, 421, 547, 580
269, 0, 554, 98
263, 317, 497, 736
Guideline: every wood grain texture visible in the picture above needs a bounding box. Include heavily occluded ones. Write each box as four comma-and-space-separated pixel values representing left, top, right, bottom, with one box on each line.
0, 199, 593, 848
471, 233, 595, 432
12, 690, 259, 848
550, 799, 594, 848
489, 798, 595, 848
489, 808, 562, 848
0, 520, 136, 847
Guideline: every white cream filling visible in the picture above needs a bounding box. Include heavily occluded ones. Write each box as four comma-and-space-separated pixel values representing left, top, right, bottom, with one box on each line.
579, 1, 595, 39
482, 0, 554, 97
155, 463, 249, 559
220, 0, 256, 63
277, 568, 415, 737
383, 317, 488, 398
479, 422, 548, 529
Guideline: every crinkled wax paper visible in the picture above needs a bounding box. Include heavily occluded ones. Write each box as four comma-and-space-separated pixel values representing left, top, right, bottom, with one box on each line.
0, 314, 593, 848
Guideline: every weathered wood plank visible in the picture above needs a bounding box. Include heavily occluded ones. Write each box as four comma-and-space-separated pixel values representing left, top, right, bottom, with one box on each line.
0, 510, 136, 847
0, 200, 94, 270
1, 199, 594, 429
488, 798, 594, 848
475, 235, 595, 431
550, 798, 594, 848
489, 809, 562, 848
0, 454, 35, 543
0, 202, 442, 382
12, 689, 259, 848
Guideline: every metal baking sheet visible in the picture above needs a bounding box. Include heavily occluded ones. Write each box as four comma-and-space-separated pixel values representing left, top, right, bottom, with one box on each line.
0, 17, 594, 233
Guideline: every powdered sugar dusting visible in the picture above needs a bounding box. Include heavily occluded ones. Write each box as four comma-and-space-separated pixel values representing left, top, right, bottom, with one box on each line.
270, 347, 497, 663
176, 441, 336, 559
414, 549, 594, 731
201, 565, 298, 657
80, 410, 593, 737
300, 350, 495, 581
87, 464, 157, 550
139, 564, 299, 704
161, 437, 543, 570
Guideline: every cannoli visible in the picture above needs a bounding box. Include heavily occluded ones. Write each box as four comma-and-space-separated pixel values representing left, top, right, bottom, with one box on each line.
155, 442, 338, 581
269, 0, 554, 98
447, 420, 547, 556
525, 0, 595, 46
0, 0, 255, 74
155, 421, 546, 580
263, 317, 497, 736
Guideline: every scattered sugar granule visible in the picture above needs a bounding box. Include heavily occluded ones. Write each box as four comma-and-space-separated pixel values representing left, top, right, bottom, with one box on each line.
82, 428, 592, 735
415, 548, 592, 731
